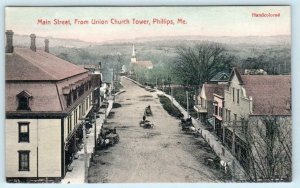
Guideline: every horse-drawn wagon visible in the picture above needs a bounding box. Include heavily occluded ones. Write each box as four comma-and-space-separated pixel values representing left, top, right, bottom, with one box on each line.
139, 120, 154, 129
179, 117, 196, 133
144, 105, 152, 116
97, 125, 119, 149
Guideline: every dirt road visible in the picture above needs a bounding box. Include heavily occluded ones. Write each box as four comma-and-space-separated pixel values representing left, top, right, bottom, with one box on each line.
88, 77, 226, 183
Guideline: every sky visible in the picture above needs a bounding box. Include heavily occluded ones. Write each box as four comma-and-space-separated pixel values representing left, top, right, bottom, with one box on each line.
5, 6, 290, 43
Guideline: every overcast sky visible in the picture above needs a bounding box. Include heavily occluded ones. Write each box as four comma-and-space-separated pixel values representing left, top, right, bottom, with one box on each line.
5, 6, 290, 43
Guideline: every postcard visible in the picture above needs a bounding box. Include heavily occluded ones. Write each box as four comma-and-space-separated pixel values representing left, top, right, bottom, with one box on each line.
5, 6, 291, 183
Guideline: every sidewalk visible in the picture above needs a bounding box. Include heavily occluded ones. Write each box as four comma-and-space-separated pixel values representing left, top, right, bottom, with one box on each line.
61, 98, 114, 184
156, 90, 247, 181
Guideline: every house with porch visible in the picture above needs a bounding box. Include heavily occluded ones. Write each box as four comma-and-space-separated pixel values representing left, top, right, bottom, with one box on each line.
212, 93, 224, 138
194, 83, 226, 126
222, 67, 291, 174
5, 30, 100, 182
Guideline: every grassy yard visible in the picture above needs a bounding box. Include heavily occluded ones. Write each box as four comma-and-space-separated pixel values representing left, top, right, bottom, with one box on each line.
158, 94, 183, 119
171, 87, 198, 118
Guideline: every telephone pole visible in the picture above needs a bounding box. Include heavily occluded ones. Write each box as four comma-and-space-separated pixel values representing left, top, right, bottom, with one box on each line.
171, 86, 174, 104
186, 91, 189, 118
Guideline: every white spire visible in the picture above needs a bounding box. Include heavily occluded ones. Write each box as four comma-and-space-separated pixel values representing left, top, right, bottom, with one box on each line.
131, 43, 137, 63
132, 43, 135, 58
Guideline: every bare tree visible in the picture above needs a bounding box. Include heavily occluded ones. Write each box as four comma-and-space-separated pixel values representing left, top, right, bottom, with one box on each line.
245, 116, 292, 182
172, 42, 235, 87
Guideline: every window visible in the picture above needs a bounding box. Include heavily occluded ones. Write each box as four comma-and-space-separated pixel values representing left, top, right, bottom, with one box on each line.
74, 110, 76, 126
237, 89, 240, 104
74, 109, 77, 125
79, 105, 82, 119
226, 109, 230, 121
234, 114, 237, 121
18, 122, 29, 142
85, 83, 88, 91
70, 114, 73, 133
68, 116, 71, 134
18, 151, 30, 171
18, 97, 30, 110
78, 85, 84, 96
73, 110, 76, 127
88, 80, 92, 89
72, 89, 77, 101
82, 102, 85, 115
86, 98, 88, 110
17, 91, 32, 110
66, 94, 72, 107
232, 88, 235, 102
219, 107, 222, 117
214, 106, 218, 115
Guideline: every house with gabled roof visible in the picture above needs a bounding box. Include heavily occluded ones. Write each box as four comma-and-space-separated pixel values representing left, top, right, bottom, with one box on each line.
222, 67, 291, 173
223, 67, 291, 121
209, 71, 229, 84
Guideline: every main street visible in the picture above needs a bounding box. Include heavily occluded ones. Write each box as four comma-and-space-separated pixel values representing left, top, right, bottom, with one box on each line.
88, 77, 226, 183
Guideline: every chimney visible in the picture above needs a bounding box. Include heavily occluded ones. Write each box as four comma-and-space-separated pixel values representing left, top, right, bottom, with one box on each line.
30, 34, 36, 52
5, 30, 14, 53
44, 39, 49, 53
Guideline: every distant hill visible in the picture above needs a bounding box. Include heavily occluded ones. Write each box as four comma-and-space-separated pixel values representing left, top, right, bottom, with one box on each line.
13, 34, 290, 48
13, 34, 95, 48
11, 34, 290, 74
101, 35, 290, 46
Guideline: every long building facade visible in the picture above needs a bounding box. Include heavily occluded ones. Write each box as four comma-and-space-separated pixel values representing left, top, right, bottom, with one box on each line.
221, 68, 291, 175
5, 30, 100, 182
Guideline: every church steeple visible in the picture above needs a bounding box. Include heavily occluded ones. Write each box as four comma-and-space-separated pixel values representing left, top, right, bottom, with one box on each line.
131, 43, 137, 63
132, 43, 136, 58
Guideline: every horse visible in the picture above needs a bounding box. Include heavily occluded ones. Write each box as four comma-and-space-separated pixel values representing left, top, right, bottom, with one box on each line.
189, 126, 196, 132
220, 160, 230, 174
193, 128, 201, 137
204, 156, 220, 169
205, 158, 215, 168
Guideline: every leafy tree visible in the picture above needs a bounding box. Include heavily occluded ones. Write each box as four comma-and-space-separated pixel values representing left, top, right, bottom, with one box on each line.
241, 54, 291, 75
171, 42, 235, 87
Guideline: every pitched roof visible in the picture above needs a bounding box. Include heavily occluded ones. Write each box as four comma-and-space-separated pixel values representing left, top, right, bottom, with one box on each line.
6, 82, 63, 112
6, 47, 91, 113
229, 67, 244, 84
210, 71, 229, 82
203, 83, 226, 101
241, 75, 291, 115
6, 48, 88, 81
135, 61, 153, 68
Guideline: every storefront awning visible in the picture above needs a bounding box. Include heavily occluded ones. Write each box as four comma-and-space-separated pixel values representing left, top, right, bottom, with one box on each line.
207, 117, 215, 127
